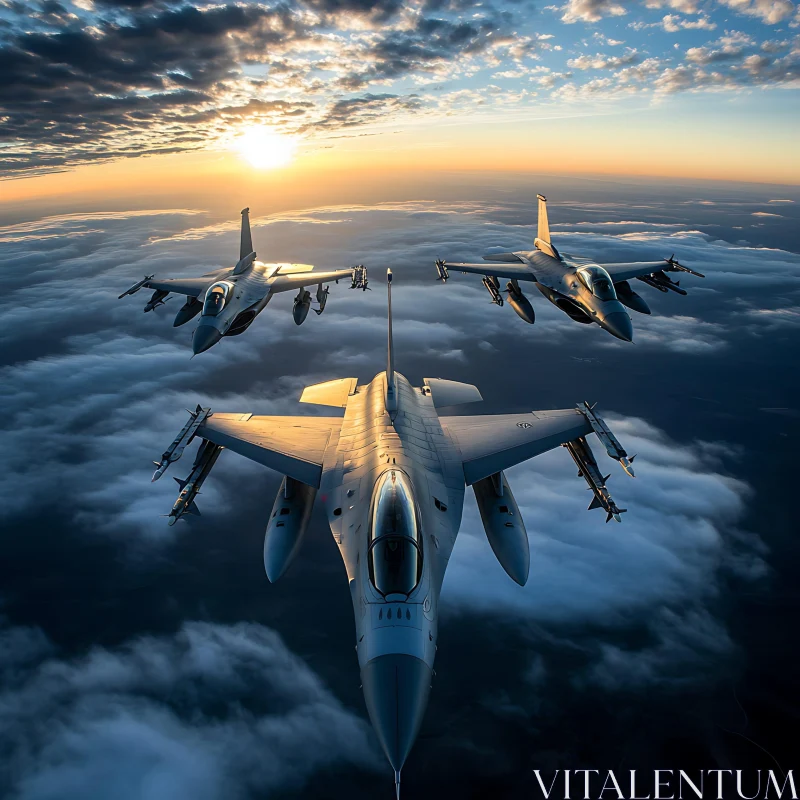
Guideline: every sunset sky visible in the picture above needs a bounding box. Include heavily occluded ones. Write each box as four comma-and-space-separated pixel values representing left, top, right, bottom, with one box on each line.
1, 0, 798, 209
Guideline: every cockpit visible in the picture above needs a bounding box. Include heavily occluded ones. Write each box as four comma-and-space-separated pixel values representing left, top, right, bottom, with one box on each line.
368, 469, 422, 597
576, 265, 617, 302
202, 281, 233, 317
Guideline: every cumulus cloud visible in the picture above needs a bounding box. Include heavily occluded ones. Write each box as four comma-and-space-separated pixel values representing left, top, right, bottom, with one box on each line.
442, 415, 763, 685
567, 48, 642, 69
0, 0, 525, 175
716, 0, 796, 23
0, 620, 380, 799
0, 188, 794, 789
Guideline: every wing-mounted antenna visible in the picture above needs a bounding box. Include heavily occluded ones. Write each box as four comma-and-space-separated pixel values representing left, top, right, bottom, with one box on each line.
534, 194, 559, 259
240, 207, 253, 261
386, 269, 397, 413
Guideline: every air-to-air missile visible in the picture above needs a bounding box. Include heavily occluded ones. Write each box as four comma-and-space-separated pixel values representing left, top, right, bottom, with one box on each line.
579, 400, 636, 477
167, 439, 223, 525
118, 274, 154, 299
151, 405, 211, 482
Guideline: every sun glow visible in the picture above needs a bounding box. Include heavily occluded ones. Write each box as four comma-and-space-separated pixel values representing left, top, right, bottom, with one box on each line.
235, 127, 297, 169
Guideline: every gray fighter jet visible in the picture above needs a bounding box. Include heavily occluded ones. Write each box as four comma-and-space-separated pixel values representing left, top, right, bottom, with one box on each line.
150, 271, 635, 796
119, 208, 369, 354
434, 194, 704, 342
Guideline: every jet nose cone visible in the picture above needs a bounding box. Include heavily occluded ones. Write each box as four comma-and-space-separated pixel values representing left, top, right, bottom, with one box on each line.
361, 654, 432, 773
604, 311, 634, 342
192, 324, 222, 354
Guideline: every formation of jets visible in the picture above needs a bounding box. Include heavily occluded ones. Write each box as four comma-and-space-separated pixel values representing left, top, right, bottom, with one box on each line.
120, 200, 706, 796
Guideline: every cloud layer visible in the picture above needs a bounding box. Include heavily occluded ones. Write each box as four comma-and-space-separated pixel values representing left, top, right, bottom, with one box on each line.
0, 620, 379, 800
0, 189, 797, 793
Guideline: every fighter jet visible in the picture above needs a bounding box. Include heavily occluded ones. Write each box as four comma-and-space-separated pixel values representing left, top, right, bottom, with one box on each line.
434, 194, 705, 342
119, 208, 369, 354
150, 270, 635, 796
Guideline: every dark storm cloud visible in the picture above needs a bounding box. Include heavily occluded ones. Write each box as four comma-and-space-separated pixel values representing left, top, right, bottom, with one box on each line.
0, 620, 379, 799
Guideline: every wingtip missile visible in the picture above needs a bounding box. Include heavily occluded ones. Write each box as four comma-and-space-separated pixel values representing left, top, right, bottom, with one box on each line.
578, 403, 634, 477
395, 770, 401, 800
665, 255, 705, 278
434, 259, 449, 281
118, 274, 154, 299
151, 407, 211, 481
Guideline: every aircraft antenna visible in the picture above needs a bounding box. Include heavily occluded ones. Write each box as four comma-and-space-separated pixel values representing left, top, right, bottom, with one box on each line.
386, 269, 396, 408
240, 207, 253, 261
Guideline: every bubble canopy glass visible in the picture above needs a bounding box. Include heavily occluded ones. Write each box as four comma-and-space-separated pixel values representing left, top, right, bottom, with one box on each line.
368, 470, 422, 597
202, 281, 233, 317
576, 265, 617, 301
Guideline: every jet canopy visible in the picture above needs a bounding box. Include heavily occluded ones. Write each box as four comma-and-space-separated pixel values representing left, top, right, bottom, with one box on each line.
576, 265, 617, 301
202, 281, 234, 317
368, 469, 422, 597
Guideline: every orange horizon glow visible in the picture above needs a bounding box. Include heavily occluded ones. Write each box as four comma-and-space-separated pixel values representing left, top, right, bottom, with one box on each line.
2, 112, 798, 216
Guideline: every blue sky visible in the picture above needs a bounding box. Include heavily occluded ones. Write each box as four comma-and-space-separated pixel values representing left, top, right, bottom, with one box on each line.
0, 0, 797, 183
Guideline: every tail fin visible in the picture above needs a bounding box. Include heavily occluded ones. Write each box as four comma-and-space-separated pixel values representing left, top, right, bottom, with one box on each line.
386, 269, 396, 412
537, 194, 550, 244
240, 207, 253, 261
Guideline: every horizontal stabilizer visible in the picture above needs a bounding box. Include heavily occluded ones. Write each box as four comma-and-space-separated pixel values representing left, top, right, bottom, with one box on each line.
423, 378, 483, 408
300, 378, 358, 408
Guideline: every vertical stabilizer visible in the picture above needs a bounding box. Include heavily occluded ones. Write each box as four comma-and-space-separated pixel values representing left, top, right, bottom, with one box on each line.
240, 207, 253, 261
537, 194, 550, 244
386, 269, 396, 412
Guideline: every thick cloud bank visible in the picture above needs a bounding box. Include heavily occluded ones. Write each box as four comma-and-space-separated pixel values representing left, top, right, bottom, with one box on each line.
0, 621, 379, 800
444, 415, 763, 686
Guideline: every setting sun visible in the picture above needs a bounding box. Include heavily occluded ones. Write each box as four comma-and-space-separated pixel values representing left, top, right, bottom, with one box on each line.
235, 127, 297, 169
